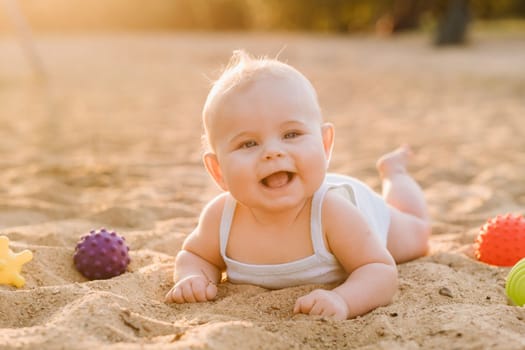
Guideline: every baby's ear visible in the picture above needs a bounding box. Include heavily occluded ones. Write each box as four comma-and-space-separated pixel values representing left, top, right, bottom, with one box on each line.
321, 122, 335, 162
203, 152, 228, 191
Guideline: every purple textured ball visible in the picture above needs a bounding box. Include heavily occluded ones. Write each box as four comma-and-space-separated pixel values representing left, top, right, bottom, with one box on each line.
73, 228, 131, 280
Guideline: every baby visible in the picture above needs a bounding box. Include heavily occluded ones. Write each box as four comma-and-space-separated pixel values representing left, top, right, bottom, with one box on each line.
165, 50, 431, 320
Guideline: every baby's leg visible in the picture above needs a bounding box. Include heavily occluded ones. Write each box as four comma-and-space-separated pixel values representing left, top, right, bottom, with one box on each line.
377, 145, 431, 263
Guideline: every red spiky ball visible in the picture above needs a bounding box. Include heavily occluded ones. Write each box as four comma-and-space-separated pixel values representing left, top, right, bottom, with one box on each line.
475, 213, 525, 266
73, 228, 131, 280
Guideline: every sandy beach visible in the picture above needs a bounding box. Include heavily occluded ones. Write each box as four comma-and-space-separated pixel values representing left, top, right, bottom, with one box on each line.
1, 31, 525, 349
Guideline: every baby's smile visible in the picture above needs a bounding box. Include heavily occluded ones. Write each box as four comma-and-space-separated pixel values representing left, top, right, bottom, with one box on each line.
261, 171, 295, 188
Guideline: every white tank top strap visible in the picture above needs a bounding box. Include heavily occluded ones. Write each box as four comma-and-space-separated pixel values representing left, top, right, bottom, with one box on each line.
310, 182, 335, 259
219, 193, 236, 257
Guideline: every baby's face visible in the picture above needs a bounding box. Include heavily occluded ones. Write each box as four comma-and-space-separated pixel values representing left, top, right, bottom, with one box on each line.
205, 74, 332, 212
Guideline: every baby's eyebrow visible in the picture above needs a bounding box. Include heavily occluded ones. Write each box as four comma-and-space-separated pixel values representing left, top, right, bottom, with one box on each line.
228, 131, 254, 144
280, 120, 310, 129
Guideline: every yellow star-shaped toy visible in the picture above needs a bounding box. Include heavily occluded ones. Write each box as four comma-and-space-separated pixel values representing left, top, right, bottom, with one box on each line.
0, 236, 33, 288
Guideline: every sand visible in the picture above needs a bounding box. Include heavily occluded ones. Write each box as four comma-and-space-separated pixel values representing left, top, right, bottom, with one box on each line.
0, 31, 524, 349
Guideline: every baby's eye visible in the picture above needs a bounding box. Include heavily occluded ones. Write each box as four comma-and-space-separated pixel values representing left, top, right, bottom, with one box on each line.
284, 131, 301, 139
240, 140, 257, 149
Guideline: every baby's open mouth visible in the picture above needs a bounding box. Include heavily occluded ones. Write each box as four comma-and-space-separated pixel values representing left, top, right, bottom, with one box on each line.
261, 171, 294, 188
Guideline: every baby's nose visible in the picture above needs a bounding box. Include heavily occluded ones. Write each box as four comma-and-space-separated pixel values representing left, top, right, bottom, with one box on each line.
262, 144, 284, 160
264, 150, 283, 160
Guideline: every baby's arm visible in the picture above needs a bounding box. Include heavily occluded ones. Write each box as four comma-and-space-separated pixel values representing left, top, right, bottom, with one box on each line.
165, 195, 226, 303
294, 192, 398, 319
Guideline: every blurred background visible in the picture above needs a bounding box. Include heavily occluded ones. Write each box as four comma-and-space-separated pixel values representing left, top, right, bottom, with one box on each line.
1, 0, 525, 83
1, 0, 525, 41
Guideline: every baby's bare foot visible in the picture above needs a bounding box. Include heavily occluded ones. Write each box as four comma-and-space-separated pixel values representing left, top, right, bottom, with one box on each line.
376, 145, 413, 178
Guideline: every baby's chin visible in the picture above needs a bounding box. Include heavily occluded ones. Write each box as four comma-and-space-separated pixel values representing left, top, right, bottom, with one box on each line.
255, 198, 307, 213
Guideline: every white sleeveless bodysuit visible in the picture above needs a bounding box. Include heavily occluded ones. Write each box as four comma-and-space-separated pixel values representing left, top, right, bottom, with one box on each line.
219, 173, 391, 289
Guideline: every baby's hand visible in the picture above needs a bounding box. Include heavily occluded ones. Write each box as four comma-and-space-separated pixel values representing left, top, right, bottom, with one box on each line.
164, 275, 217, 304
293, 289, 349, 320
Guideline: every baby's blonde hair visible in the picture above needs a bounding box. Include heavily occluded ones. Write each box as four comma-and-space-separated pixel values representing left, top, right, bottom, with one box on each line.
202, 50, 321, 151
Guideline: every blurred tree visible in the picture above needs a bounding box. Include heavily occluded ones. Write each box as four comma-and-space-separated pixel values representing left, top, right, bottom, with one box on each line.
389, 0, 427, 32
171, 0, 249, 30
246, 0, 386, 32
375, 0, 471, 45
471, 0, 525, 18
209, 0, 250, 30
434, 0, 470, 45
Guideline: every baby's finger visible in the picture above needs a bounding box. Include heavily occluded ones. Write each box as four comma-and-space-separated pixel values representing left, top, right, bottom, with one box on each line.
190, 279, 208, 302
309, 300, 325, 316
170, 286, 185, 304
181, 283, 197, 303
206, 283, 218, 300
293, 295, 314, 314
164, 288, 174, 303
327, 310, 346, 321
